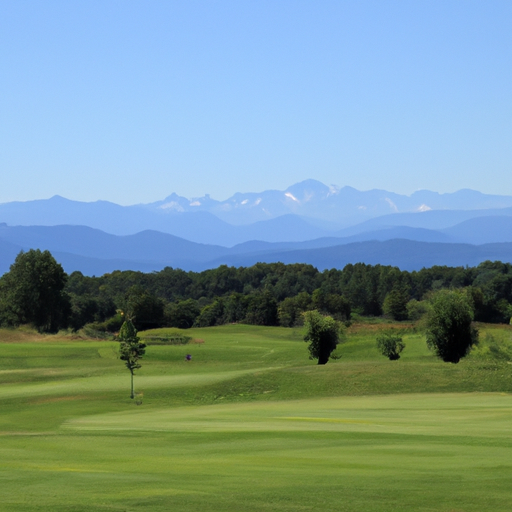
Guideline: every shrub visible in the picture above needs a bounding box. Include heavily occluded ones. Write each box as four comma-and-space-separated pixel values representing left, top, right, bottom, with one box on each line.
303, 310, 343, 365
376, 332, 405, 360
425, 290, 478, 363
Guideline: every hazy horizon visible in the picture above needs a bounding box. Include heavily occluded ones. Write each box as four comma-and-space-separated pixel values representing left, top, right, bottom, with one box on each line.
3, 178, 512, 207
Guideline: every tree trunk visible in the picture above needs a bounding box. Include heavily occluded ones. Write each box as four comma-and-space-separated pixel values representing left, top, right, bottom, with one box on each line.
130, 371, 134, 399
317, 354, 329, 365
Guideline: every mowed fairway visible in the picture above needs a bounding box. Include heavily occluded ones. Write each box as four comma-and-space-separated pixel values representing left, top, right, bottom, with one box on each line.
1, 324, 512, 511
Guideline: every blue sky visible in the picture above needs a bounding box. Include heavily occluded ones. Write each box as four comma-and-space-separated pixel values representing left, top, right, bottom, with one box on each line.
1, 0, 511, 205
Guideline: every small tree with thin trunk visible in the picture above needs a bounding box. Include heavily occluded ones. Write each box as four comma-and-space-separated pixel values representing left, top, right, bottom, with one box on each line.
118, 317, 146, 399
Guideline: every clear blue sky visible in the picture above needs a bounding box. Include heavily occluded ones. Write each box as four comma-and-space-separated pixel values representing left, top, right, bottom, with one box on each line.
1, 0, 511, 205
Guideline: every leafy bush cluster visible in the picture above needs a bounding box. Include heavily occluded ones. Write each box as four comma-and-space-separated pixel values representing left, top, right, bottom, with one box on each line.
425, 290, 479, 363
303, 310, 343, 365
376, 333, 406, 360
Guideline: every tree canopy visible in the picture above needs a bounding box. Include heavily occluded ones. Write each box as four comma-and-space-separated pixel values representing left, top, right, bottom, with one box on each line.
0, 249, 69, 332
2, 250, 512, 333
303, 310, 342, 365
425, 290, 479, 363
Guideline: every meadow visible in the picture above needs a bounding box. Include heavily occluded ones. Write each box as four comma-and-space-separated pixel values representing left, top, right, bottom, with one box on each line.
1, 322, 512, 511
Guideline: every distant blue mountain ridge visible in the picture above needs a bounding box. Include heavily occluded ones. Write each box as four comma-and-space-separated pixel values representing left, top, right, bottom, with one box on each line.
1, 216, 512, 276
1, 180, 512, 275
2, 179, 512, 234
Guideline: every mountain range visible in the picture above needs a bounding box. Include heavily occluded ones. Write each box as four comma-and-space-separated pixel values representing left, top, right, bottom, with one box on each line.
1, 180, 512, 275
143, 179, 512, 226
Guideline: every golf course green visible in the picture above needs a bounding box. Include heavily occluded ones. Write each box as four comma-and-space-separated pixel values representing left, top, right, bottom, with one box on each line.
1, 323, 512, 511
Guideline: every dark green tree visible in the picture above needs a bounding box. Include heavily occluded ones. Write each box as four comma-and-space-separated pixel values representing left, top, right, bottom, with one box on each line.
164, 298, 200, 328
0, 249, 69, 332
303, 310, 342, 365
278, 292, 312, 327
382, 287, 410, 321
68, 295, 99, 331
223, 293, 249, 323
312, 289, 351, 321
118, 317, 146, 399
425, 290, 478, 363
124, 285, 164, 330
194, 298, 225, 327
376, 332, 405, 360
245, 291, 278, 326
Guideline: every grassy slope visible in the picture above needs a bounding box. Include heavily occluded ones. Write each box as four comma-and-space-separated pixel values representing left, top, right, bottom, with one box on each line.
1, 323, 512, 511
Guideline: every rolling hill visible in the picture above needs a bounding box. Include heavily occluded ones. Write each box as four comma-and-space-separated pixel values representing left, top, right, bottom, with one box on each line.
1, 223, 512, 275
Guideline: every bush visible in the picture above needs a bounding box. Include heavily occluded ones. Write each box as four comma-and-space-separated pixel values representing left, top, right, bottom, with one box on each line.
425, 290, 479, 363
82, 313, 124, 335
303, 310, 343, 365
406, 299, 429, 321
376, 332, 405, 360
142, 332, 192, 345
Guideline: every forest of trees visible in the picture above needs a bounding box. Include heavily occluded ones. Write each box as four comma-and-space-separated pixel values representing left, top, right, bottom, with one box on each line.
0, 249, 511, 333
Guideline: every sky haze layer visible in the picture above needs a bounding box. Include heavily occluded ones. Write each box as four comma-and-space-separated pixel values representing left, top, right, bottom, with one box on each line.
1, 0, 511, 204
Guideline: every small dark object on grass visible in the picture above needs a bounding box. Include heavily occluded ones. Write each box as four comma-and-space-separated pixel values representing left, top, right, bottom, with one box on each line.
185, 354, 192, 361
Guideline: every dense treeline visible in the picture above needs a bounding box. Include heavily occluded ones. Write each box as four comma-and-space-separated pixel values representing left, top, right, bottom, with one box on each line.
0, 250, 511, 333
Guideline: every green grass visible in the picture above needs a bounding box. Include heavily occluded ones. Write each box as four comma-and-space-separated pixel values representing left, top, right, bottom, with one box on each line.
1, 323, 512, 511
